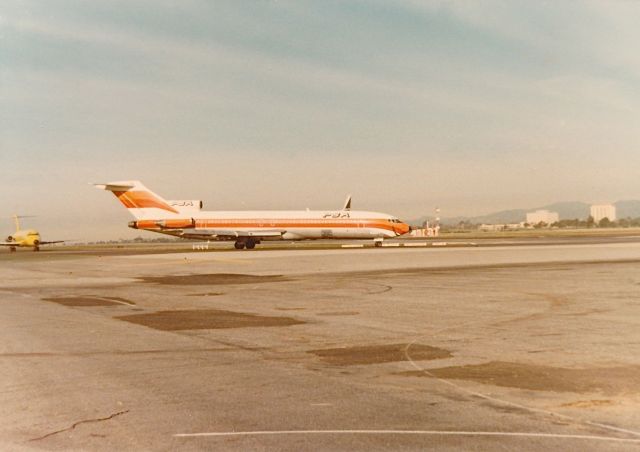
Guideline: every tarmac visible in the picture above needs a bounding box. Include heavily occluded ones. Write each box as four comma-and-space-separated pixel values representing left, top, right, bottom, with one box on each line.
2, 239, 640, 450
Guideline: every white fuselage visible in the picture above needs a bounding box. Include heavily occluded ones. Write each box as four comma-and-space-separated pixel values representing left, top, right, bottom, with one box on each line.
133, 209, 410, 240
96, 181, 411, 245
197, 210, 406, 239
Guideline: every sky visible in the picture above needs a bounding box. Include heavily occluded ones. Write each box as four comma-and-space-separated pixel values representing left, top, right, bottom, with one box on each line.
1, 0, 640, 240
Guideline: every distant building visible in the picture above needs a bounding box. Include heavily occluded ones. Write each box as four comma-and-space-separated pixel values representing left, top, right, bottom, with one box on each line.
526, 210, 559, 225
590, 204, 616, 223
479, 223, 524, 232
410, 225, 440, 237
479, 224, 503, 232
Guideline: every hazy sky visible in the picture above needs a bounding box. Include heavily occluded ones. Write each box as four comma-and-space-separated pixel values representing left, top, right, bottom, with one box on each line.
2, 0, 640, 240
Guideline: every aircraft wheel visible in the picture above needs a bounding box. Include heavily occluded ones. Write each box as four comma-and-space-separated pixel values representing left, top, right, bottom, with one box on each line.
245, 239, 256, 250
34, 246, 40, 252
234, 241, 245, 250
10, 246, 16, 253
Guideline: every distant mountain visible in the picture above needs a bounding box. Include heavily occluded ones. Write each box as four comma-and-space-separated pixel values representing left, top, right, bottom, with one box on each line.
615, 200, 640, 219
542, 202, 591, 220
468, 208, 529, 225
412, 200, 640, 226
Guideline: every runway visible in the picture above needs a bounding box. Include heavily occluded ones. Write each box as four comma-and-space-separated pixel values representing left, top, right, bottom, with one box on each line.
2, 241, 640, 450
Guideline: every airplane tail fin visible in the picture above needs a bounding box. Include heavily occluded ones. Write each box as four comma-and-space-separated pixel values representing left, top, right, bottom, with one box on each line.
10, 215, 36, 232
94, 181, 179, 220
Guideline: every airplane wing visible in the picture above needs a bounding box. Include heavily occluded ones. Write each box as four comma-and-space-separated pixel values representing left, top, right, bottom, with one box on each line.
0, 241, 65, 246
181, 229, 285, 241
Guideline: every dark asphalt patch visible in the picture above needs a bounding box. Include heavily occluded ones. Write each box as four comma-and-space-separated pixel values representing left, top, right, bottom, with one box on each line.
138, 273, 288, 285
43, 297, 122, 307
400, 361, 640, 394
309, 344, 452, 366
115, 309, 305, 330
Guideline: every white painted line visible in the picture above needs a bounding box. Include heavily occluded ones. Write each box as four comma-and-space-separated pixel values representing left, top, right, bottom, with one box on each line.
403, 242, 427, 247
173, 430, 640, 443
341, 244, 364, 248
381, 243, 401, 247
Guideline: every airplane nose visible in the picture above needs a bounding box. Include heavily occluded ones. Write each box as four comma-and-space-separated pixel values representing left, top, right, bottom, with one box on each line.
396, 222, 411, 235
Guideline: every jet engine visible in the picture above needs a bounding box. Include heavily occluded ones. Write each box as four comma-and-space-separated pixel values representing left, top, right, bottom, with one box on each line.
154, 218, 196, 229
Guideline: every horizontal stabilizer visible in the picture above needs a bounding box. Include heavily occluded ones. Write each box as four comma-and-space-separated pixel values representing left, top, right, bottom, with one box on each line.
0, 240, 64, 246
93, 183, 135, 191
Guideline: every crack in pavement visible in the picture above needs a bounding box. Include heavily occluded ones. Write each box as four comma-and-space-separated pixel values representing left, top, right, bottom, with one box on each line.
28, 410, 130, 442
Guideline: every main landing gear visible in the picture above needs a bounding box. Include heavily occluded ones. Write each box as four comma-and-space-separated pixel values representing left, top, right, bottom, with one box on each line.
234, 239, 257, 250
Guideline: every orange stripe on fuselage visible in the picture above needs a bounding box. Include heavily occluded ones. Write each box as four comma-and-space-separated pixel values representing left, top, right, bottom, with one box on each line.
196, 219, 401, 233
136, 218, 406, 234
113, 191, 179, 214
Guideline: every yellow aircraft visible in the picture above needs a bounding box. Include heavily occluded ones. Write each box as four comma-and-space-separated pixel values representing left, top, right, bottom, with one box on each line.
1, 215, 64, 252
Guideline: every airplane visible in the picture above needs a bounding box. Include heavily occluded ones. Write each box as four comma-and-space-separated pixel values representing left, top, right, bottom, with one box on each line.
0, 215, 64, 252
95, 180, 411, 250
